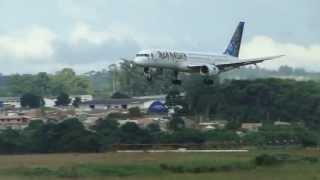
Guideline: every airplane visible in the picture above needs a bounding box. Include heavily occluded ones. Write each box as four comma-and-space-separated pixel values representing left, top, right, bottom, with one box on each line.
123, 22, 284, 85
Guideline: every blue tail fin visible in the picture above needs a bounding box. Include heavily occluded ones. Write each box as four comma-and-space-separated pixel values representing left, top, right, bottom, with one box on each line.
224, 22, 245, 57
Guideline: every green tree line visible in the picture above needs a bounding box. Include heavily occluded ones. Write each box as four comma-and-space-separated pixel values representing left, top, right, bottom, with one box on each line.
3, 68, 92, 97
0, 115, 318, 154
182, 78, 320, 129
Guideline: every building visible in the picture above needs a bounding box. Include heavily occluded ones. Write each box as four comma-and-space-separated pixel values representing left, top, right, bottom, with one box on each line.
0, 116, 31, 130
198, 121, 227, 131
118, 118, 155, 128
0, 97, 20, 109
241, 123, 263, 132
274, 121, 291, 126
80, 96, 166, 112
43, 98, 56, 108
118, 119, 140, 126
44, 95, 93, 108
70, 95, 93, 103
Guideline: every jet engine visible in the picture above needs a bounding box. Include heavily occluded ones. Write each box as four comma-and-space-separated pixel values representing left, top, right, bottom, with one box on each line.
200, 65, 220, 76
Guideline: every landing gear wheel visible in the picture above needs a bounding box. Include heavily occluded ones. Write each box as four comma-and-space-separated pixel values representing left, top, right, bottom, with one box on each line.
144, 67, 149, 74
171, 70, 182, 85
203, 78, 214, 85
146, 73, 152, 82
144, 67, 152, 82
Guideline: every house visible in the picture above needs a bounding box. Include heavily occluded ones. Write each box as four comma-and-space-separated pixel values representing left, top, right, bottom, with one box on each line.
274, 121, 291, 126
0, 116, 31, 130
80, 96, 166, 112
44, 109, 76, 121
43, 98, 56, 107
0, 97, 20, 109
241, 123, 263, 132
19, 109, 43, 120
80, 99, 142, 111
70, 95, 93, 103
199, 121, 227, 131
78, 109, 110, 128
44, 95, 93, 108
118, 118, 154, 128
118, 119, 140, 126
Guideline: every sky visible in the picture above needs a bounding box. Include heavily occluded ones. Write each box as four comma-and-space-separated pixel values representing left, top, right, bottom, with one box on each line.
0, 0, 319, 74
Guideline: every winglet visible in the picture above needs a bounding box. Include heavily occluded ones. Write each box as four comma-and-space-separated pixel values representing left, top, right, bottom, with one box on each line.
224, 21, 245, 57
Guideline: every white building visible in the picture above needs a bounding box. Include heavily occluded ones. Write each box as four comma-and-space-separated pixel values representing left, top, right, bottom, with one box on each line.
79, 97, 165, 112
0, 97, 20, 109
241, 123, 263, 132
0, 116, 31, 130
274, 121, 291, 126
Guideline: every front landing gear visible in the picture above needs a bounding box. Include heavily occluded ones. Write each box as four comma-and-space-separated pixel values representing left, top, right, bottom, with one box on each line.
203, 78, 214, 85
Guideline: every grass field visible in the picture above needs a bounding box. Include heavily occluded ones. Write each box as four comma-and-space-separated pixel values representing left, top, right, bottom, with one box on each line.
0, 149, 319, 180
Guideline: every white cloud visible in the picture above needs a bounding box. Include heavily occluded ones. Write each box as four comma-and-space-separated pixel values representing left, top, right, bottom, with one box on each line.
241, 36, 320, 71
0, 23, 319, 75
0, 26, 57, 61
70, 22, 134, 45
69, 22, 179, 49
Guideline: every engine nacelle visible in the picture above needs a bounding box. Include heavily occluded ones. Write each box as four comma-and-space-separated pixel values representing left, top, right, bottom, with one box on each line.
200, 65, 220, 76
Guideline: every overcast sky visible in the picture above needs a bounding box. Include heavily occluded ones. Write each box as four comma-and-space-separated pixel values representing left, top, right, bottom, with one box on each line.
0, 0, 319, 74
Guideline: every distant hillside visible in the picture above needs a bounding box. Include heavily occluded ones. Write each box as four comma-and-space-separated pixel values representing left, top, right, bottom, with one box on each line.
221, 66, 320, 81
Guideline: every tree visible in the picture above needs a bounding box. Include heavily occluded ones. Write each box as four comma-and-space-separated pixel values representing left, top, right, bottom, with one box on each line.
33, 72, 51, 95
72, 97, 82, 108
55, 93, 71, 106
160, 129, 206, 144
119, 122, 154, 144
20, 93, 44, 108
147, 123, 161, 133
46, 118, 99, 152
128, 107, 142, 117
204, 130, 240, 142
226, 120, 241, 130
0, 128, 23, 154
278, 65, 293, 75
166, 89, 181, 108
8, 74, 35, 95
111, 92, 130, 99
168, 114, 185, 131
94, 118, 119, 133
50, 68, 92, 95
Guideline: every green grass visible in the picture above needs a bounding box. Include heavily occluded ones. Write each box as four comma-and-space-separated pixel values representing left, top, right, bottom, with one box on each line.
0, 149, 319, 180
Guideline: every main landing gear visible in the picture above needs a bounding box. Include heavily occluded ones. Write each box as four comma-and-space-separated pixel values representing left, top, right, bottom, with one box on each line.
172, 71, 182, 85
144, 67, 152, 82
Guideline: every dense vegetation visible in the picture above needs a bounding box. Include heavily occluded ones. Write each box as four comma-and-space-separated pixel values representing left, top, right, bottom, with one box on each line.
0, 115, 318, 154
0, 68, 92, 97
0, 65, 320, 153
181, 78, 320, 129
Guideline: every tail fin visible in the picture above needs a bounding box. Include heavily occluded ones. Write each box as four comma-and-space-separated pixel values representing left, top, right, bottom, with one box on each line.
224, 21, 245, 57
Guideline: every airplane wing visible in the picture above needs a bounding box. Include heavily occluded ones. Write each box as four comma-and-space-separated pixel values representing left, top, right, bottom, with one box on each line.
121, 58, 134, 64
216, 55, 285, 72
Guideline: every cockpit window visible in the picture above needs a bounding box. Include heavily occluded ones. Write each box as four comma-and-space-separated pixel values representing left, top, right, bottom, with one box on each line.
136, 54, 150, 57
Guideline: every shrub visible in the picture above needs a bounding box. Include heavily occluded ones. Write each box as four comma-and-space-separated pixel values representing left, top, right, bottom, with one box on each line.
302, 157, 319, 163
128, 107, 142, 117
255, 154, 283, 166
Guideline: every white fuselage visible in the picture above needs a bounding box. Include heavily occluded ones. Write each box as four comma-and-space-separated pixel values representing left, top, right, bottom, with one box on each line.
134, 49, 238, 74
